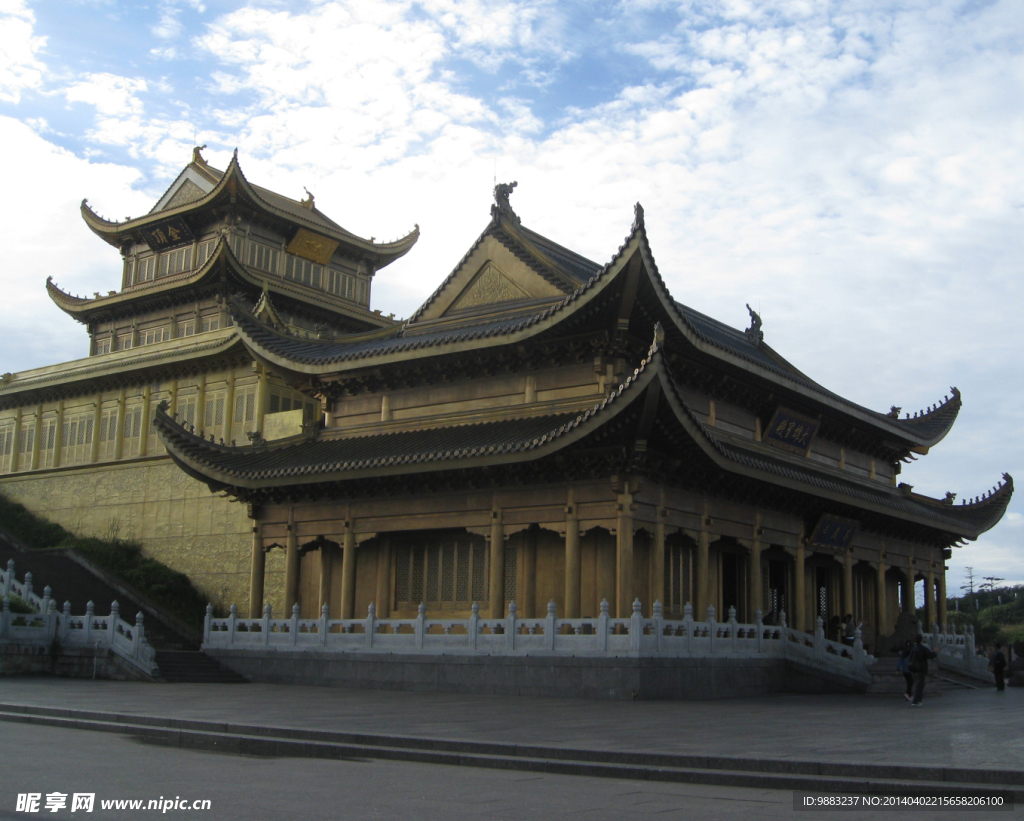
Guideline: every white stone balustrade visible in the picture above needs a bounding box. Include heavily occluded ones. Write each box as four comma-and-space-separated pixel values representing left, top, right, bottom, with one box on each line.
920, 623, 994, 683
0, 560, 157, 677
204, 598, 875, 684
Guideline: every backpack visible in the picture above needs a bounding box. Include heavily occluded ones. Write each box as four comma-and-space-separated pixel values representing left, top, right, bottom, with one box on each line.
907, 646, 924, 673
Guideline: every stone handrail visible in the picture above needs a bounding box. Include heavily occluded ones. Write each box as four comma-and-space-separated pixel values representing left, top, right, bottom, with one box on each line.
204, 599, 874, 684
921, 623, 995, 683
0, 560, 157, 678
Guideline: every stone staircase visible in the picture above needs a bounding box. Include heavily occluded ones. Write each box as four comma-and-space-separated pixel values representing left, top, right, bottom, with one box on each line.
153, 651, 249, 684
865, 667, 942, 697
0, 528, 246, 684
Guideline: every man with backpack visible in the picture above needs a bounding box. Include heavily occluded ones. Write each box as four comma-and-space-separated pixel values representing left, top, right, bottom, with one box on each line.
908, 635, 937, 706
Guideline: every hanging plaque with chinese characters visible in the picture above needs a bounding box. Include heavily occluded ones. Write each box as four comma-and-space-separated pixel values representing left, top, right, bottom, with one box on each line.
287, 228, 339, 266
810, 515, 858, 551
764, 407, 819, 456
139, 217, 194, 251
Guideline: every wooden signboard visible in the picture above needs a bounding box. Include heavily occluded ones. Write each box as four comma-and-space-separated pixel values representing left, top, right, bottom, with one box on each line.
287, 229, 339, 265
810, 515, 858, 551
139, 217, 194, 251
764, 407, 819, 456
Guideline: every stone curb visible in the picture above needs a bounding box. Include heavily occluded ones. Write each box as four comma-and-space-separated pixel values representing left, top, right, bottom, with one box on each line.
0, 704, 1021, 801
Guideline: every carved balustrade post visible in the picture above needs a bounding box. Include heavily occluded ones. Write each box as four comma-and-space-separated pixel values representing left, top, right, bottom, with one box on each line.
108, 601, 120, 645
506, 600, 518, 651
415, 602, 426, 649
468, 602, 480, 650
652, 600, 663, 653
545, 600, 557, 652
203, 603, 213, 644
365, 602, 376, 649
629, 598, 643, 652
597, 599, 610, 652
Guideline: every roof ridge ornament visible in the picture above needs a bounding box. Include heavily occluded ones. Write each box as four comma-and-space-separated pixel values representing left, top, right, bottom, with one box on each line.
744, 304, 763, 346
301, 187, 315, 210
492, 180, 519, 223
192, 144, 208, 166
632, 202, 645, 232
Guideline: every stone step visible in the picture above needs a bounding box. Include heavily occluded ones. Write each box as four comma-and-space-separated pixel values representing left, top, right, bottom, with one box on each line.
0, 703, 1020, 802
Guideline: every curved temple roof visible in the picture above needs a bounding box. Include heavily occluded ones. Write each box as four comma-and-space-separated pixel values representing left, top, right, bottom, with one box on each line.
45, 237, 391, 330
220, 204, 962, 453
79, 150, 419, 265
154, 326, 1011, 543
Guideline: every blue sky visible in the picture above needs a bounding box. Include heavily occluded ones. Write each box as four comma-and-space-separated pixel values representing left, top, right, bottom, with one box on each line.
0, 0, 1022, 591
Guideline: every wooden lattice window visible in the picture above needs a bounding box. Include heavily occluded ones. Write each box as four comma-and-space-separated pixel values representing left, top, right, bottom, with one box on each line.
393, 532, 488, 612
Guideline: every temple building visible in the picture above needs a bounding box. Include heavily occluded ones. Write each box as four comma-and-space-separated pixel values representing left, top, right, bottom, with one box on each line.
0, 150, 1013, 654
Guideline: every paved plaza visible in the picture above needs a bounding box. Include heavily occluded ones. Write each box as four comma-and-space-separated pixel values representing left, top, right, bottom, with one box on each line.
0, 677, 1019, 819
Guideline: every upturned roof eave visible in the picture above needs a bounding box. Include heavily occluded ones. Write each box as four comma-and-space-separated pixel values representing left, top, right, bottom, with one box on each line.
631, 228, 960, 451
153, 340, 661, 491
229, 213, 647, 376
45, 238, 392, 329
654, 368, 1008, 540
80, 154, 419, 263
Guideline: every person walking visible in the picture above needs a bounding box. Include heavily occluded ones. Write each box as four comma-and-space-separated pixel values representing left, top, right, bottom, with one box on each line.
897, 639, 914, 701
908, 635, 937, 706
990, 643, 1007, 692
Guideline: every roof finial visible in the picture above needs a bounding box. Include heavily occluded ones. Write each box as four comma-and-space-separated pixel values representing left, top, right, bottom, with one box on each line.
301, 187, 315, 209
492, 180, 519, 223
632, 202, 645, 231
744, 303, 763, 346
887, 405, 902, 419
192, 144, 208, 166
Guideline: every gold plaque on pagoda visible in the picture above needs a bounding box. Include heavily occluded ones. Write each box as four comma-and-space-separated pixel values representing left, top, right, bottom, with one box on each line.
287, 229, 339, 265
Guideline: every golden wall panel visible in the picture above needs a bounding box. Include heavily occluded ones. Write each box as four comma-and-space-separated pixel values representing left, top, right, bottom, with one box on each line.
0, 458, 253, 613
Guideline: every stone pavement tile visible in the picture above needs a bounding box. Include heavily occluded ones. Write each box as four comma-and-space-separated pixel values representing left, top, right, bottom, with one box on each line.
0, 676, 1021, 773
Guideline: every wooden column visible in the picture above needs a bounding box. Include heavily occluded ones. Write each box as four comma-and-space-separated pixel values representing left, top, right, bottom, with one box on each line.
90, 399, 102, 463
53, 400, 65, 467
340, 522, 356, 619
564, 493, 580, 618
30, 405, 42, 470
255, 365, 269, 433
139, 384, 152, 457
375, 536, 392, 617
615, 490, 634, 618
196, 373, 207, 434
10, 409, 22, 472
113, 389, 126, 460
652, 510, 666, 616
488, 508, 504, 618
696, 524, 709, 616
284, 511, 300, 613
794, 542, 806, 632
319, 543, 333, 613
876, 556, 888, 638
224, 371, 236, 446
523, 528, 537, 618
248, 521, 265, 618
937, 566, 947, 627
925, 568, 936, 628
749, 517, 763, 616
843, 548, 854, 620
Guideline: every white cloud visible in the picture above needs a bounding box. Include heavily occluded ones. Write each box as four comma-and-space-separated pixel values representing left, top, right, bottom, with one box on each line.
0, 0, 46, 103
63, 73, 148, 116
